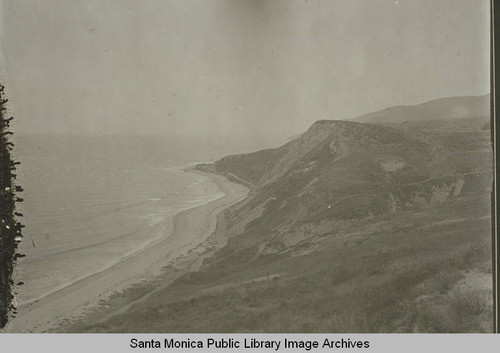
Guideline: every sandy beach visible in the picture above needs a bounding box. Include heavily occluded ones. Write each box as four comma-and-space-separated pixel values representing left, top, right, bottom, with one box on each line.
5, 169, 248, 333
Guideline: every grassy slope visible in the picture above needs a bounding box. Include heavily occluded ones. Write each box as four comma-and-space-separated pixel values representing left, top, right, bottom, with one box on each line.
81, 116, 493, 333
84, 197, 492, 333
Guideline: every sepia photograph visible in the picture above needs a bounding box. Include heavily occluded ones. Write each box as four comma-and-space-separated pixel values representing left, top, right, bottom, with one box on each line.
0, 0, 494, 334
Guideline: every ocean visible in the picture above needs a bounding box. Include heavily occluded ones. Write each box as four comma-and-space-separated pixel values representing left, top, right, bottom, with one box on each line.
11, 134, 279, 306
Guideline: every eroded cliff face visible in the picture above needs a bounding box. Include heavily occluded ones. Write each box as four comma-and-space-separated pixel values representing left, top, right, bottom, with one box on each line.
198, 115, 491, 264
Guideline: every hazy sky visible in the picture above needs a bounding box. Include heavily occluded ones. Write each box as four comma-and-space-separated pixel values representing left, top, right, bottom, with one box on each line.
0, 0, 490, 138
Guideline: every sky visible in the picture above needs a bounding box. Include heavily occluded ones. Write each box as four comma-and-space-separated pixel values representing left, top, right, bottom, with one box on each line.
0, 0, 491, 139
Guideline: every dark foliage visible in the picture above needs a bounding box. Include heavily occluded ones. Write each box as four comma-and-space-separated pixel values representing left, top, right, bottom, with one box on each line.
0, 83, 23, 328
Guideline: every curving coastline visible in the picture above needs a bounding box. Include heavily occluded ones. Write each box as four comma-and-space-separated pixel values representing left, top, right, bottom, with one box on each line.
5, 168, 248, 333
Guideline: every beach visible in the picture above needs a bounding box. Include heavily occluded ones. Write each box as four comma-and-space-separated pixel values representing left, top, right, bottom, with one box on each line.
5, 169, 248, 333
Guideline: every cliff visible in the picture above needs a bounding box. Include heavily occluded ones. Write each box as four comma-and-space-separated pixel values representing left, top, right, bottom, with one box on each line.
196, 115, 490, 260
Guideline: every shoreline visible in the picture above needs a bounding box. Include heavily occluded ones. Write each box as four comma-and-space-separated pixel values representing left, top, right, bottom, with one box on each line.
5, 168, 248, 333
71, 168, 248, 329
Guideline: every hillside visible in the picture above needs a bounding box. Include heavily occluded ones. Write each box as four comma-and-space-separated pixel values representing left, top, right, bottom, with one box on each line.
351, 94, 489, 124
77, 97, 493, 333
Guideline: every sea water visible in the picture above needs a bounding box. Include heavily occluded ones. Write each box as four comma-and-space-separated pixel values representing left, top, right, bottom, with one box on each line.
11, 134, 276, 305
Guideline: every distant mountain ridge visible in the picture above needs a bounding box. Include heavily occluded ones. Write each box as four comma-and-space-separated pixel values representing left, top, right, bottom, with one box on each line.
350, 94, 489, 123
